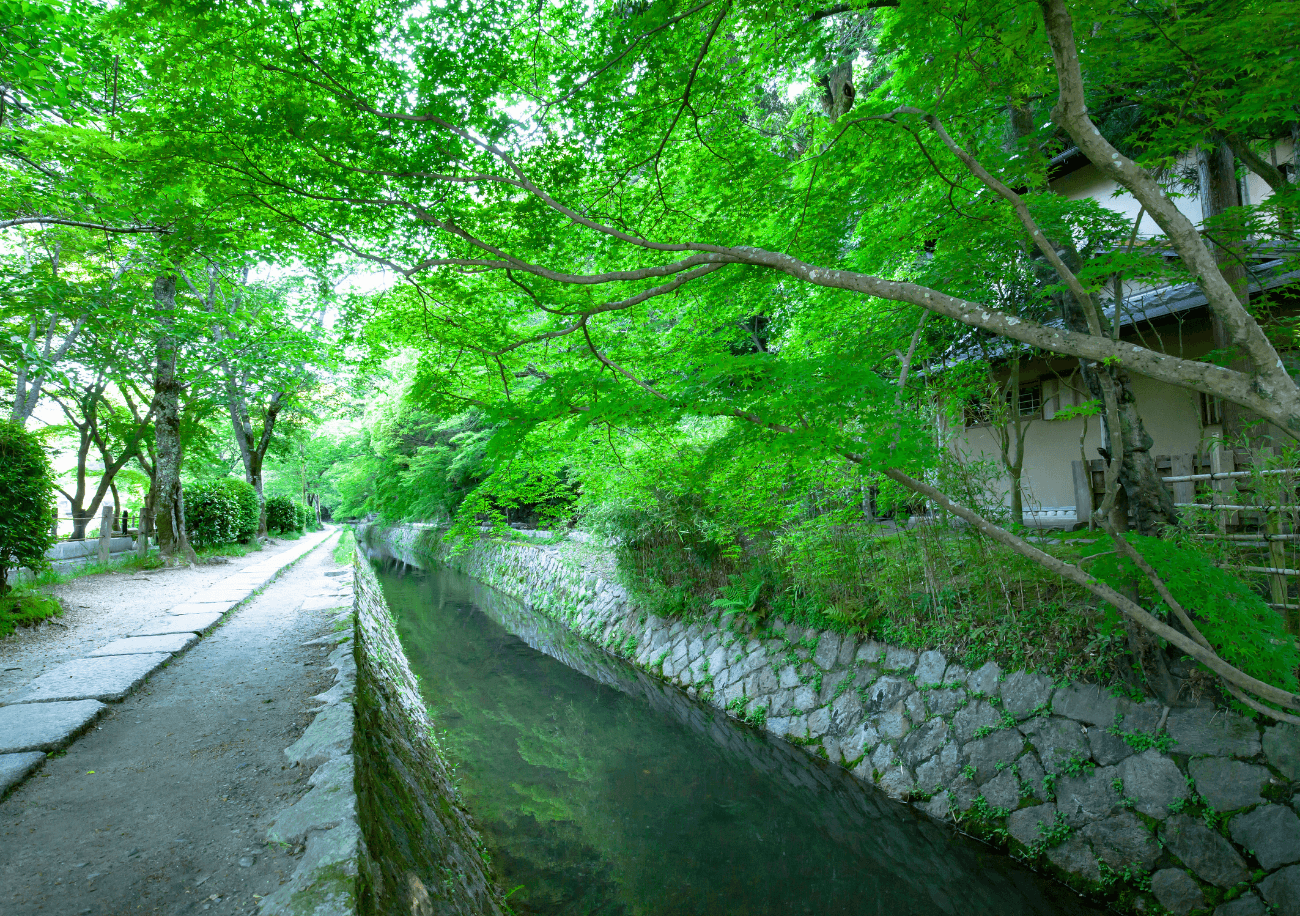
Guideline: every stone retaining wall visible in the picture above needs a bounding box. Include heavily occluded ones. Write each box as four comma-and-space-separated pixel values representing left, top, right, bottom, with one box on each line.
372, 523, 1300, 916
260, 554, 504, 916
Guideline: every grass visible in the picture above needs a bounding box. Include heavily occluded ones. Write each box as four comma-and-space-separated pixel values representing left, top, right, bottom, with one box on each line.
613, 521, 1129, 687
0, 590, 64, 639
333, 529, 355, 565
195, 541, 261, 560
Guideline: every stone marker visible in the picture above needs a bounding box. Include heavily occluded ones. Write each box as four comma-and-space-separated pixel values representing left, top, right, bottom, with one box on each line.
0, 752, 45, 794
0, 699, 106, 752
3, 653, 171, 704
88, 633, 197, 657
133, 611, 224, 636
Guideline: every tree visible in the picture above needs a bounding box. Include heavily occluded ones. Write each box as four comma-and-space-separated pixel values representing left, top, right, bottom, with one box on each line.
117, 0, 1300, 716
0, 420, 56, 593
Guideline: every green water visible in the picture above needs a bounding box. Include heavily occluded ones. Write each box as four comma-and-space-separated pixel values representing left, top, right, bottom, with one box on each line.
375, 556, 1102, 916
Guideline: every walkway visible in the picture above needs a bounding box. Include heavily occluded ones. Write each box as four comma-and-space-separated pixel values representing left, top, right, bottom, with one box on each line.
0, 529, 351, 915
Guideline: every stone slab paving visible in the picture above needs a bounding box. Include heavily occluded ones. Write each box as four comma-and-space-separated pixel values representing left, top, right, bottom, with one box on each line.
88, 633, 199, 657
3, 653, 172, 704
0, 700, 105, 752
0, 529, 347, 916
0, 752, 45, 794
133, 611, 225, 636
166, 600, 239, 616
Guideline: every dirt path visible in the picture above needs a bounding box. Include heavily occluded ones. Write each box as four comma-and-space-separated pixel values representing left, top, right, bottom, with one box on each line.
0, 537, 328, 699
0, 532, 351, 916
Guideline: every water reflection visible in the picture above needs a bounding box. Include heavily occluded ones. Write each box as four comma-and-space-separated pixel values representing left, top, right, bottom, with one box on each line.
373, 552, 1101, 916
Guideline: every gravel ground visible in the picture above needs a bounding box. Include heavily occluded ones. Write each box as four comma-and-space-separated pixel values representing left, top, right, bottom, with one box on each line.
0, 538, 318, 699
0, 531, 351, 916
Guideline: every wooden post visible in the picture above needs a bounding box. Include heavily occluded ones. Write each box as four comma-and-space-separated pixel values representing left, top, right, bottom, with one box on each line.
137, 510, 150, 559
1169, 454, 1196, 511
98, 504, 112, 564
1072, 460, 1093, 529
1210, 446, 1235, 533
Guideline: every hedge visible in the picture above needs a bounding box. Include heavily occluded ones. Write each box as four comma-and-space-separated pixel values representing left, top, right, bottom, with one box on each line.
266, 495, 298, 534
185, 478, 259, 547
0, 421, 56, 592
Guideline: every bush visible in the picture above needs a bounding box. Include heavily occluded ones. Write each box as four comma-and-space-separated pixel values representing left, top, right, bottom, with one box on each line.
185, 478, 259, 547
0, 421, 57, 593
266, 495, 298, 534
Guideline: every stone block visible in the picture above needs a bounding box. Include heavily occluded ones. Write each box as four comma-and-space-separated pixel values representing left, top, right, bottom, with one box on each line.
965, 729, 1025, 784
1229, 804, 1300, 871
1046, 837, 1101, 884
904, 691, 925, 723
1258, 864, 1300, 916
843, 722, 881, 761
167, 600, 236, 616
1052, 684, 1119, 726
777, 664, 801, 689
856, 641, 885, 665
865, 675, 912, 714
953, 700, 1003, 744
1080, 811, 1161, 871
0, 700, 105, 752
4, 653, 171, 704
813, 632, 841, 670
285, 702, 354, 769
0, 752, 45, 794
259, 818, 363, 916
877, 765, 914, 798
133, 611, 224, 636
830, 688, 863, 733
981, 769, 1021, 811
818, 669, 848, 706
1008, 803, 1058, 846
1018, 753, 1049, 801
837, 637, 858, 667
1263, 723, 1300, 781
806, 706, 833, 740
1214, 894, 1268, 916
1054, 766, 1120, 827
883, 646, 917, 672
927, 688, 964, 717
1001, 671, 1052, 720
923, 793, 952, 821
915, 650, 947, 687
966, 661, 1001, 697
1088, 728, 1135, 766
1116, 749, 1189, 819
869, 742, 895, 772
1161, 814, 1249, 888
899, 719, 950, 770
1189, 757, 1269, 812
1020, 716, 1089, 775
1151, 869, 1206, 916
1166, 707, 1262, 758
879, 700, 910, 740
88, 633, 198, 657
914, 741, 961, 792
268, 757, 357, 845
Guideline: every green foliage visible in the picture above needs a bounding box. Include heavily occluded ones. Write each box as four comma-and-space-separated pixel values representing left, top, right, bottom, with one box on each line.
0, 421, 57, 592
184, 478, 259, 547
333, 528, 355, 566
1087, 534, 1300, 697
265, 495, 298, 535
0, 591, 63, 640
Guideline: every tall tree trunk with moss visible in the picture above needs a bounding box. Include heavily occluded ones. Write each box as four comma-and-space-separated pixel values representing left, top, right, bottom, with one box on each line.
151, 275, 197, 566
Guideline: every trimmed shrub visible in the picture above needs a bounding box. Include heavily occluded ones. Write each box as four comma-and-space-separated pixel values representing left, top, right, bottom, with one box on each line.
266, 495, 297, 534
185, 478, 259, 547
0, 421, 56, 592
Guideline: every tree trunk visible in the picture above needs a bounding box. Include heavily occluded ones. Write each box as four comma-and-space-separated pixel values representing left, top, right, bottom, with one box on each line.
1200, 141, 1250, 443
152, 275, 197, 566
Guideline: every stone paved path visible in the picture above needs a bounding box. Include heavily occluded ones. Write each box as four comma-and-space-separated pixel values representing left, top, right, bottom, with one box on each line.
0, 529, 353, 916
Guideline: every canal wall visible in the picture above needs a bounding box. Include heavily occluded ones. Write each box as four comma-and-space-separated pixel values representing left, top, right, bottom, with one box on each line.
262, 554, 505, 916
369, 523, 1300, 916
